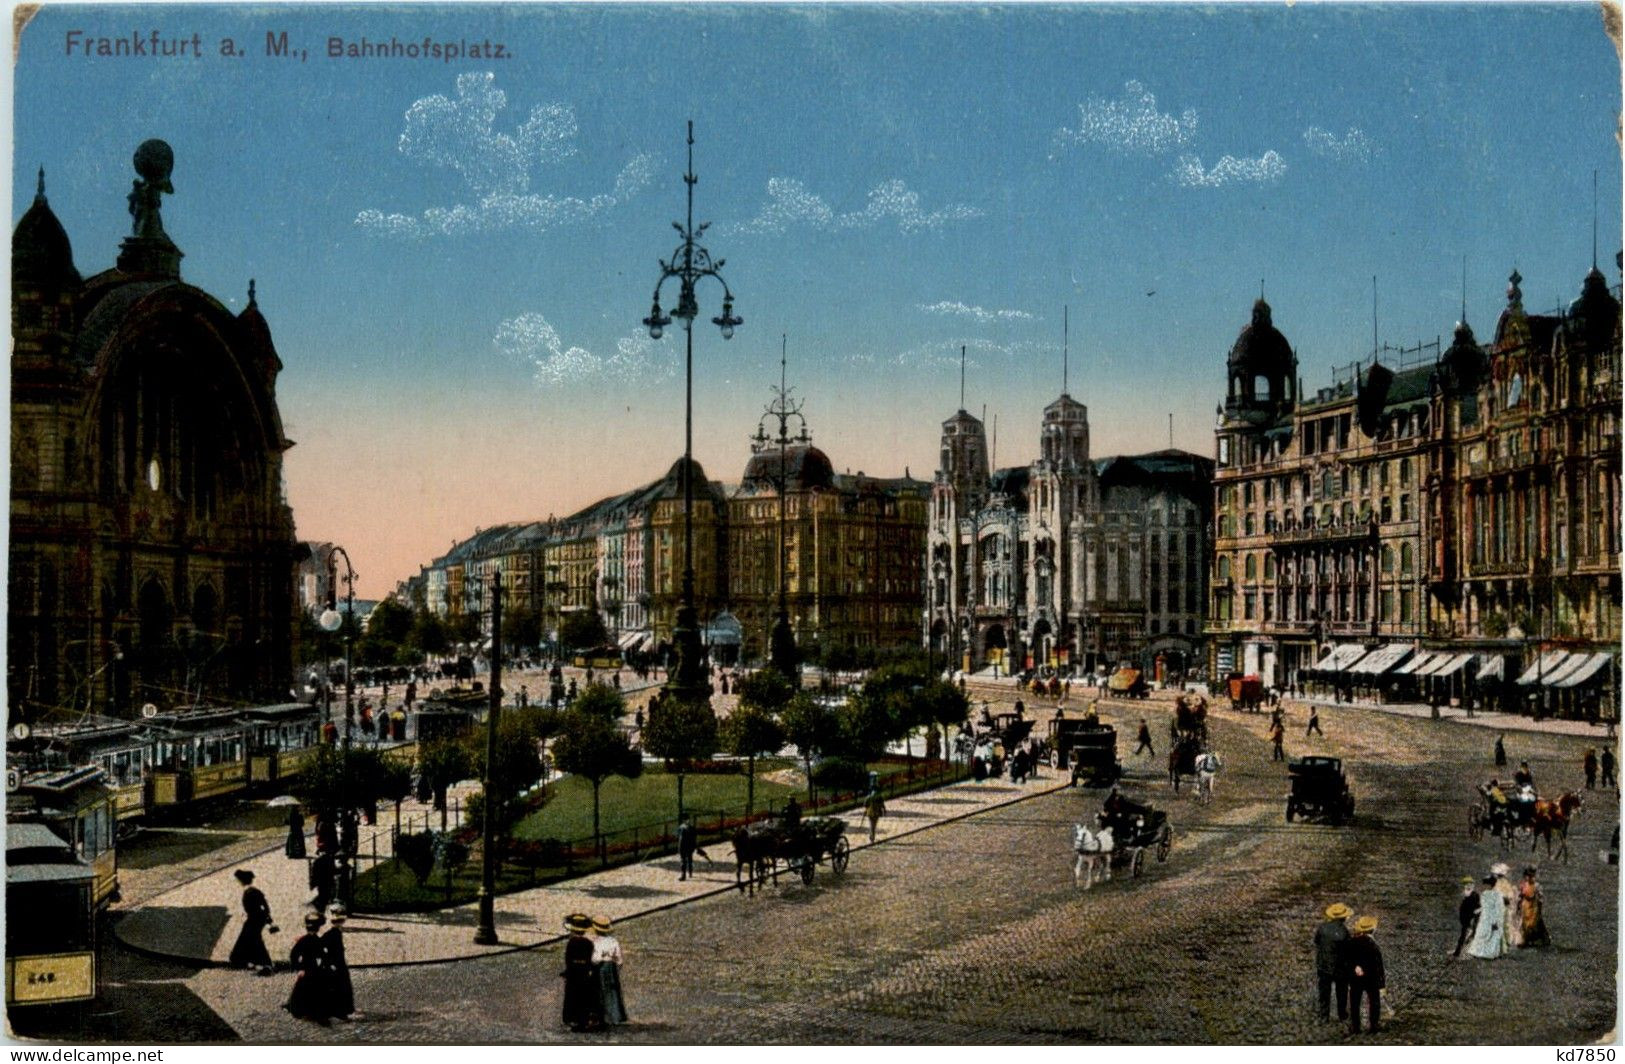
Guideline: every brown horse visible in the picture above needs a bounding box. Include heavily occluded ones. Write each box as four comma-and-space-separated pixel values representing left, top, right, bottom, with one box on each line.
1531, 791, 1583, 861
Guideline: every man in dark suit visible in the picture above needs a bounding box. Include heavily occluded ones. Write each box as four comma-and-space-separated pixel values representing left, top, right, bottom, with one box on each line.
676, 816, 697, 880
1345, 915, 1387, 1035
1313, 903, 1351, 1020
1452, 875, 1481, 957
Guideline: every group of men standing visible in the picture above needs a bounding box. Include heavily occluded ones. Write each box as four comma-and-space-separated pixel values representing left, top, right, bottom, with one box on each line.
1312, 902, 1387, 1035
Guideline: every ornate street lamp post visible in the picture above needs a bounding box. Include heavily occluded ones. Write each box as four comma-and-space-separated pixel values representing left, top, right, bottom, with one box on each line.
640, 120, 742, 704
318, 545, 356, 905
474, 571, 504, 945
752, 334, 806, 682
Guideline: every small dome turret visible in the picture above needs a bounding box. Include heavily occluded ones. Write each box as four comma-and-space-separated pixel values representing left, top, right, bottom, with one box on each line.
12, 169, 80, 290
1566, 265, 1620, 350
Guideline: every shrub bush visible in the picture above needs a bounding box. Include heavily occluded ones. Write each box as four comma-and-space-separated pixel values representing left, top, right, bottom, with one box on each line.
396, 831, 436, 885
811, 757, 869, 795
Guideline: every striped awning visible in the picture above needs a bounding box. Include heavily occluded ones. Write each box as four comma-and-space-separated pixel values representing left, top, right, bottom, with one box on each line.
1553, 653, 1614, 689
1516, 651, 1573, 686
1315, 643, 1370, 674
1349, 644, 1413, 676
1394, 650, 1442, 676
1475, 655, 1505, 682
1429, 652, 1476, 678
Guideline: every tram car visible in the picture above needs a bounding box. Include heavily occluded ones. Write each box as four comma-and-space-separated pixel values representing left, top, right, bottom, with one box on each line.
16, 720, 152, 828
6, 820, 100, 1015
6, 763, 119, 913
242, 702, 324, 788
144, 706, 253, 810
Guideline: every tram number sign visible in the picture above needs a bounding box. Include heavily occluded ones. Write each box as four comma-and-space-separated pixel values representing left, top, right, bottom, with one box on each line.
5, 768, 18, 793
6, 952, 95, 1005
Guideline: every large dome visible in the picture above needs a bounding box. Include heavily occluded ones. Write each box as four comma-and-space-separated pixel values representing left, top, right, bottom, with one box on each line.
1567, 266, 1621, 348
1228, 298, 1294, 375
741, 442, 834, 493
12, 171, 79, 290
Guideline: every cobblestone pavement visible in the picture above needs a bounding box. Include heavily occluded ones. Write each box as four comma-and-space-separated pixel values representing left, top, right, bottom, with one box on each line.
15, 692, 1617, 1045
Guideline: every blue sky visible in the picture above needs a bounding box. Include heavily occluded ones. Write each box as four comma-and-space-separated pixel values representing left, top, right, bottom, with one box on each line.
14, 3, 1621, 597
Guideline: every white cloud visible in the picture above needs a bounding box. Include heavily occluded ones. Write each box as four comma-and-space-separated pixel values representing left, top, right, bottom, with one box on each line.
1302, 126, 1377, 164
494, 312, 675, 387
729, 177, 981, 235
918, 301, 1034, 324
1169, 151, 1287, 189
356, 73, 655, 238
1052, 80, 1199, 157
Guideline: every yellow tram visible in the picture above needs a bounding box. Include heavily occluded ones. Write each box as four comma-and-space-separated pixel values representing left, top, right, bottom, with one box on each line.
144, 707, 251, 809
242, 702, 323, 788
34, 720, 153, 825
5, 821, 99, 1013
7, 763, 119, 917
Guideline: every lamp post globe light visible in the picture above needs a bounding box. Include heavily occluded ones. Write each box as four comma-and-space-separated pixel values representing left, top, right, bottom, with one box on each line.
641, 120, 741, 704
322, 545, 356, 905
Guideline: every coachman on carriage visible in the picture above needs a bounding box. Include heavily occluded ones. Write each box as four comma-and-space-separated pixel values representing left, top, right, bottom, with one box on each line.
1173, 695, 1208, 742
1098, 788, 1173, 876
731, 814, 851, 895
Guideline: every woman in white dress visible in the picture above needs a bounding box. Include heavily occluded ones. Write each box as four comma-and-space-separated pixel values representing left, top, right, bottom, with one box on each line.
592, 916, 627, 1025
1491, 862, 1522, 949
1465, 874, 1506, 959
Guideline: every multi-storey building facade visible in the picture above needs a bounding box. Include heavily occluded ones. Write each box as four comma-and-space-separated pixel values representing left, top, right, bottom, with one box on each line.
925, 392, 1212, 678
1210, 264, 1620, 717
728, 430, 929, 661
9, 148, 299, 718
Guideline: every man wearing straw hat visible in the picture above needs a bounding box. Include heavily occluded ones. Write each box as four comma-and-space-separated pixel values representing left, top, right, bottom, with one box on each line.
1312, 902, 1351, 1021
1344, 914, 1387, 1035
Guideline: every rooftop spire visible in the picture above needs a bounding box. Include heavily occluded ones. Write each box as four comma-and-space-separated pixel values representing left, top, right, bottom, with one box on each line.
1593, 169, 1599, 270
959, 344, 966, 412
1460, 255, 1467, 324
247, 278, 257, 308
1062, 305, 1069, 395
35, 167, 45, 200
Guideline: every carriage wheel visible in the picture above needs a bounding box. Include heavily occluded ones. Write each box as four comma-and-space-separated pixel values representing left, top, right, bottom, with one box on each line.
1156, 825, 1172, 862
799, 856, 815, 885
831, 836, 851, 874
1468, 805, 1483, 841
1132, 848, 1146, 877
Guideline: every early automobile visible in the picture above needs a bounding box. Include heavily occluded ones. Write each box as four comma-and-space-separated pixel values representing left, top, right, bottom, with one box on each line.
1285, 756, 1356, 824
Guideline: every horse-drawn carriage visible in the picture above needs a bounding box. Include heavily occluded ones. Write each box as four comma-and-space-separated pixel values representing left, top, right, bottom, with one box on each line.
1468, 785, 1580, 859
1227, 673, 1265, 712
1285, 756, 1355, 824
731, 815, 851, 894
1049, 720, 1121, 787
1098, 792, 1173, 876
1173, 696, 1208, 742
1106, 668, 1150, 699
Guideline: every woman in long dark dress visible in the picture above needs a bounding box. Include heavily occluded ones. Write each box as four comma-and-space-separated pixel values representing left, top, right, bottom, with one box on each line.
560, 913, 601, 1032
227, 869, 275, 974
321, 908, 355, 1020
284, 912, 331, 1025
285, 805, 307, 859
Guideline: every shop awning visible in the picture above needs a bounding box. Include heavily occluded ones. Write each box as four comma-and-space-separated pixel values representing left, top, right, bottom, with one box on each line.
1349, 644, 1413, 676
1553, 652, 1614, 689
1475, 655, 1505, 682
617, 630, 651, 651
1426, 652, 1476, 678
1315, 643, 1370, 675
1394, 650, 1441, 676
1516, 651, 1572, 685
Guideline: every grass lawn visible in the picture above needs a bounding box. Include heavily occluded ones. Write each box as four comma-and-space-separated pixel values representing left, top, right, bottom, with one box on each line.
512, 762, 800, 843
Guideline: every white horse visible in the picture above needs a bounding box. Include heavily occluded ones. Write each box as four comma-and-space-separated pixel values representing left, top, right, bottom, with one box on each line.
1073, 823, 1114, 888
1196, 750, 1222, 805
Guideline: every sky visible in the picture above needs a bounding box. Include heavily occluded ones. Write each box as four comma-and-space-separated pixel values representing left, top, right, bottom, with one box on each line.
12, 3, 1622, 599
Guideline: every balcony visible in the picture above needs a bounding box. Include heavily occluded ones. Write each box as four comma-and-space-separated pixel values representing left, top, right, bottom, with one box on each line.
1271, 523, 1371, 546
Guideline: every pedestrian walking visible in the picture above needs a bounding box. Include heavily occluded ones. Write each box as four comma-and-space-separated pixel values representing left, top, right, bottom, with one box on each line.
676, 816, 698, 880
520, 684, 530, 708
1603, 746, 1617, 789
321, 907, 355, 1021
405, 679, 417, 708
315, 812, 338, 855
560, 913, 601, 1032
1305, 706, 1324, 739
227, 869, 276, 974
1583, 748, 1599, 790
863, 788, 886, 843
1313, 903, 1351, 1021
1451, 875, 1480, 958
284, 911, 330, 1024
1465, 874, 1506, 959
310, 851, 336, 914
1134, 719, 1155, 757
1269, 720, 1286, 762
1494, 733, 1507, 768
1344, 915, 1386, 1035
1518, 866, 1550, 947
1492, 862, 1521, 950
284, 804, 307, 859
592, 916, 628, 1026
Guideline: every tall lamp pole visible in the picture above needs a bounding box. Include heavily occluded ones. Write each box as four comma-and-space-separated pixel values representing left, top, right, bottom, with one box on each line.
640, 120, 742, 704
318, 545, 356, 905
753, 333, 806, 681
474, 571, 504, 944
